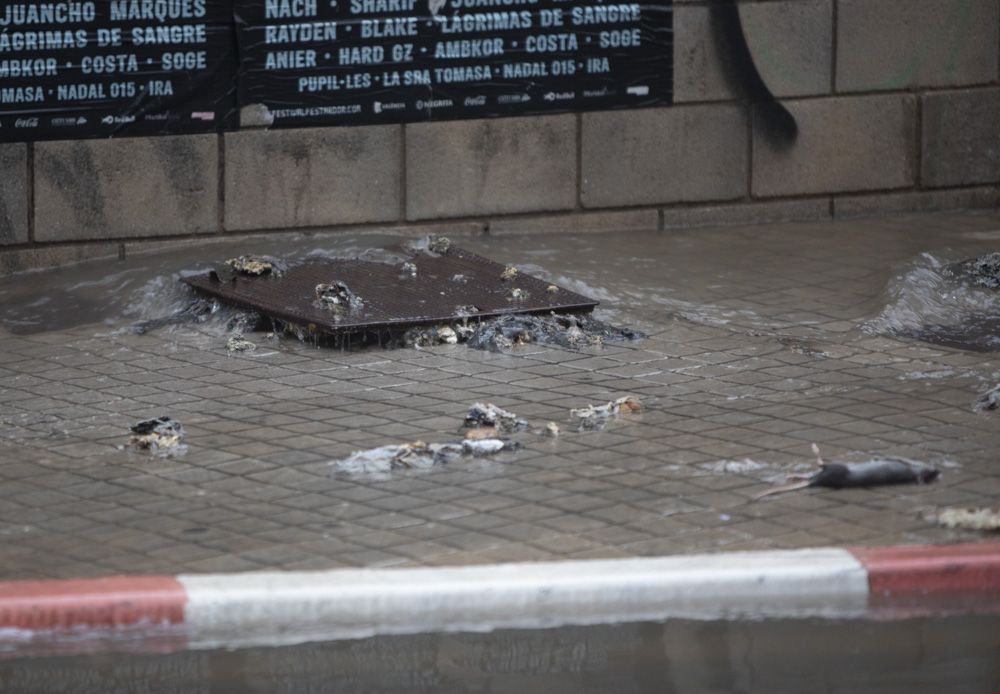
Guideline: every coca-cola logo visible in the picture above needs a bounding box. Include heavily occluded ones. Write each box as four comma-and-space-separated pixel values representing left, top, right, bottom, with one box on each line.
15, 117, 38, 128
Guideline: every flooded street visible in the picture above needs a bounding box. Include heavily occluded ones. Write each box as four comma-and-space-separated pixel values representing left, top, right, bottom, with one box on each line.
3, 0, 997, 678
2, 616, 998, 693
1, 211, 1000, 579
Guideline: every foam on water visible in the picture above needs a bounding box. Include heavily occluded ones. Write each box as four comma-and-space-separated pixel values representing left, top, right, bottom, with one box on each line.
699, 459, 768, 475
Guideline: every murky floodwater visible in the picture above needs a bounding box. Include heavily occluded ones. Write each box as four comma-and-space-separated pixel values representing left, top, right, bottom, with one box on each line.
3, 222, 1000, 353
0, 233, 406, 338
1, 617, 998, 693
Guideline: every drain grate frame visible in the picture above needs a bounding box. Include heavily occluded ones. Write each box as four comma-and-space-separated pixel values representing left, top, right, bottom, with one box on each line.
183, 246, 599, 335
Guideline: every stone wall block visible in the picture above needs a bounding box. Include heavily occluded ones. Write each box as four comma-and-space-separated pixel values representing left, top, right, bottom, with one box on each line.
405, 115, 576, 220
837, 0, 1000, 91
582, 105, 747, 208
922, 88, 1000, 188
0, 144, 28, 245
225, 126, 401, 231
35, 135, 218, 241
752, 95, 916, 197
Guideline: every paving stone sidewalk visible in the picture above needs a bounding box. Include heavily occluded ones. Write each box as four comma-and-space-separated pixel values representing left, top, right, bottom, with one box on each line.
2, 211, 1000, 580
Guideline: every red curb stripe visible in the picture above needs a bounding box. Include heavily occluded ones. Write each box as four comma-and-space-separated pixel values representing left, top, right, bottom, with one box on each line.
850, 542, 1000, 598
0, 576, 186, 631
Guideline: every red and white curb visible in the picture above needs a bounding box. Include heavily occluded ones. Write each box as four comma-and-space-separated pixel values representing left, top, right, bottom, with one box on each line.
2, 543, 998, 652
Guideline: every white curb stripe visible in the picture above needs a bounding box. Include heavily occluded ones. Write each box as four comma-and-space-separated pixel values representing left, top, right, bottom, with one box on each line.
179, 548, 868, 650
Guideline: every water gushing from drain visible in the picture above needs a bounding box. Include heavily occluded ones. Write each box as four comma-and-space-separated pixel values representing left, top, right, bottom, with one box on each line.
864, 251, 1000, 351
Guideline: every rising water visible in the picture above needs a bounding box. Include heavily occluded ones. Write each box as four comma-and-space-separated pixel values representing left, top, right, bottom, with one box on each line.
3, 223, 1000, 358
1, 617, 998, 693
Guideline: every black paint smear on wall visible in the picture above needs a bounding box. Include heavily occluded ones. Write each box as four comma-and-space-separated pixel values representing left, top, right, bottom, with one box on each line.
712, 0, 798, 146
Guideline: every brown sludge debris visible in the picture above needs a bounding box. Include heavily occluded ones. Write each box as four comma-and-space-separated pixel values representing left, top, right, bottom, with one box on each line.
462, 402, 529, 433
226, 334, 256, 353
464, 427, 499, 441
935, 507, 1000, 531
225, 255, 285, 277
128, 416, 187, 456
315, 281, 363, 311
974, 385, 1000, 412
570, 396, 642, 430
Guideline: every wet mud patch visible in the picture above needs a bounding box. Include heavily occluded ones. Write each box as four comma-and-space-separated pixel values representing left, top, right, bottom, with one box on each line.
223, 255, 287, 278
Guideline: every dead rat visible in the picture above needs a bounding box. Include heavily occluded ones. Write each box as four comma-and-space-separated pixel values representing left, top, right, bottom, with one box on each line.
754, 444, 940, 500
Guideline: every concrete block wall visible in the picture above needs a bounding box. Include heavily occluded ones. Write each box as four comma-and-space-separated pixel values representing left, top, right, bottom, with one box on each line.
2, 0, 999, 274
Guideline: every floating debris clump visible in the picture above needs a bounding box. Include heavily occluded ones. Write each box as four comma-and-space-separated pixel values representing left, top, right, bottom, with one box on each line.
330, 438, 518, 478
406, 235, 451, 255
132, 297, 218, 335
226, 334, 256, 353
973, 385, 1000, 412
403, 325, 464, 348
465, 313, 644, 353
315, 281, 363, 311
400, 261, 418, 278
225, 255, 286, 277
463, 402, 528, 434
500, 265, 518, 281
543, 422, 561, 437
571, 395, 642, 430
128, 416, 187, 457
428, 236, 451, 254
935, 507, 1000, 531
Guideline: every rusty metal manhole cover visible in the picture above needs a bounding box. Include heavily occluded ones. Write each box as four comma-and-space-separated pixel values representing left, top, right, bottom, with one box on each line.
183, 246, 598, 335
